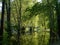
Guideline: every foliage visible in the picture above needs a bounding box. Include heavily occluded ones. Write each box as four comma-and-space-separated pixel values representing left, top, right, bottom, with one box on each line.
0, 0, 59, 45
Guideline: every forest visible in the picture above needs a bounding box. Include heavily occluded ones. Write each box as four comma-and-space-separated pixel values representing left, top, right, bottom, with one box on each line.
0, 0, 60, 45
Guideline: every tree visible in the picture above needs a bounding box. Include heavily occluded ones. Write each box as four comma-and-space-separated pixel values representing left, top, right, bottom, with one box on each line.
47, 0, 56, 44
55, 0, 60, 39
6, 0, 11, 45
17, 0, 21, 45
0, 0, 5, 45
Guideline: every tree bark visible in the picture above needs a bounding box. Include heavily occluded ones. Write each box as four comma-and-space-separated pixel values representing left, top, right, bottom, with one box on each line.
6, 0, 11, 45
0, 0, 5, 45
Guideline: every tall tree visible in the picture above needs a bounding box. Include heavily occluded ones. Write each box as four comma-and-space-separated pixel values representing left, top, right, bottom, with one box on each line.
55, 0, 60, 39
47, 0, 55, 44
17, 0, 21, 45
0, 0, 5, 45
6, 0, 11, 45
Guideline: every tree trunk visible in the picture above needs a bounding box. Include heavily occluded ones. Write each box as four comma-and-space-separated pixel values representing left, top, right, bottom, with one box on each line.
47, 0, 55, 44
55, 0, 60, 39
0, 0, 5, 45
17, 0, 21, 45
6, 0, 11, 45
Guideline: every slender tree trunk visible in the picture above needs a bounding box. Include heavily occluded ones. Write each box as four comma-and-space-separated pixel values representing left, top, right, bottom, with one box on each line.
17, 0, 21, 45
0, 0, 5, 45
6, 0, 11, 45
14, 0, 21, 44
47, 0, 55, 44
